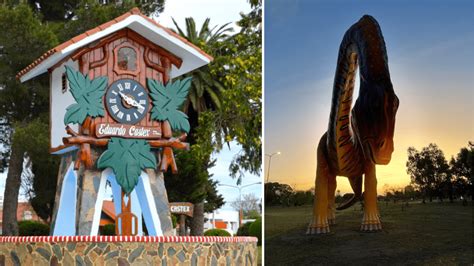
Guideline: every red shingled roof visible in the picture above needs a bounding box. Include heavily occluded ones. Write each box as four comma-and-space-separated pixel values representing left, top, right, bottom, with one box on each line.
102, 200, 116, 220
16, 7, 212, 80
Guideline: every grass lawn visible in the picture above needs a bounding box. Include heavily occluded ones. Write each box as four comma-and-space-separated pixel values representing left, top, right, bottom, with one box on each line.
265, 201, 473, 265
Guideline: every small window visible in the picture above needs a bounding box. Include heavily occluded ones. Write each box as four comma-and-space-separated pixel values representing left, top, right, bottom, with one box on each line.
117, 47, 137, 71
23, 210, 32, 220
62, 73, 68, 93
113, 43, 140, 76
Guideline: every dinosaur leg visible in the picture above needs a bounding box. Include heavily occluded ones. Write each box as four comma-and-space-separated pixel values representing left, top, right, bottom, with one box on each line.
327, 175, 337, 225
307, 138, 332, 234
361, 162, 382, 231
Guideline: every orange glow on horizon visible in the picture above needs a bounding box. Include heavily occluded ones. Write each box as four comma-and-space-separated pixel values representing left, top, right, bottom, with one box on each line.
264, 66, 473, 195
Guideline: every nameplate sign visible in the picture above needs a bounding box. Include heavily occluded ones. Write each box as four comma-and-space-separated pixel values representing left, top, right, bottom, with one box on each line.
169, 202, 194, 217
95, 123, 161, 139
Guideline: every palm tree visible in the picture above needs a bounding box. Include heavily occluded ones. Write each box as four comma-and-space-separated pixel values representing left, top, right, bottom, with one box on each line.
171, 17, 232, 130
169, 17, 233, 235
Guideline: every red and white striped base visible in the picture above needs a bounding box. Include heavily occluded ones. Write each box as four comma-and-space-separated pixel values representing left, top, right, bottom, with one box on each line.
0, 236, 257, 243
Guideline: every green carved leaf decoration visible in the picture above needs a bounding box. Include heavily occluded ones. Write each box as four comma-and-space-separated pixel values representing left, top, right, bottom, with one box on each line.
64, 103, 88, 125
167, 110, 189, 133
97, 138, 157, 194
148, 77, 192, 133
63, 65, 108, 125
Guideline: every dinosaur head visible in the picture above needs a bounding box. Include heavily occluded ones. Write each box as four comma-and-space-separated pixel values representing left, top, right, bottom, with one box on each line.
352, 79, 399, 165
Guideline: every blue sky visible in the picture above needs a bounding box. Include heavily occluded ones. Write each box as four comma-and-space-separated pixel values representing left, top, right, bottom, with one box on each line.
265, 0, 474, 192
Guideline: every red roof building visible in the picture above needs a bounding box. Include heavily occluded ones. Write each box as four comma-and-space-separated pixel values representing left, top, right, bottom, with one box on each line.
0, 201, 43, 234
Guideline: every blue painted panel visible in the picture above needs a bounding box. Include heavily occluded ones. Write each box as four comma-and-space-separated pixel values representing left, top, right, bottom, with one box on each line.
53, 163, 77, 236
135, 172, 162, 236
131, 190, 143, 236
107, 174, 123, 235
107, 172, 143, 235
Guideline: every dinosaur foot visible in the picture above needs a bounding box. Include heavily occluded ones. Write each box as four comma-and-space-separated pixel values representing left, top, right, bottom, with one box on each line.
328, 218, 336, 225
307, 225, 330, 234
307, 214, 331, 234
360, 213, 382, 232
307, 217, 330, 234
360, 222, 382, 232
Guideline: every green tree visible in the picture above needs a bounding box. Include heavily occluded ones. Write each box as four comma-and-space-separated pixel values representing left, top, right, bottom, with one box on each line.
15, 116, 60, 222
164, 112, 225, 235
406, 144, 450, 202
27, 0, 165, 23
172, 17, 232, 117
264, 182, 294, 206
0, 4, 58, 235
28, 0, 81, 21
0, 118, 11, 173
450, 142, 473, 200
249, 216, 261, 245
168, 1, 262, 235
290, 190, 313, 206
167, 17, 232, 236
55, 2, 137, 42
204, 178, 225, 213
211, 0, 262, 181
404, 185, 417, 200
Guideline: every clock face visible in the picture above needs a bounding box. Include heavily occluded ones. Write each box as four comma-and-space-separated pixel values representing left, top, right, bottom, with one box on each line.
105, 79, 149, 124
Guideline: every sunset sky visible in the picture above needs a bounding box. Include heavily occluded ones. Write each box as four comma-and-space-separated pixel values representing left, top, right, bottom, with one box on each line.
265, 0, 474, 194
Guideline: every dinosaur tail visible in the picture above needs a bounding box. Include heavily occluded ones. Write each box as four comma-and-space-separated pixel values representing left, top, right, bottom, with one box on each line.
336, 176, 362, 210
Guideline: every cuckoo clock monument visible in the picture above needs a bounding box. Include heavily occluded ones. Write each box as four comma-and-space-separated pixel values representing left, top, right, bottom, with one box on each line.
0, 9, 257, 265
17, 8, 209, 237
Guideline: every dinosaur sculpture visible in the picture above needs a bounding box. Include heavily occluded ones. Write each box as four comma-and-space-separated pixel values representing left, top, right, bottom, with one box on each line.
307, 15, 399, 234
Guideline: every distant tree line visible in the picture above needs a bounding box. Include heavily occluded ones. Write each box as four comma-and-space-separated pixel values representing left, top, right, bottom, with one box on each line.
378, 184, 420, 203
407, 142, 473, 203
265, 182, 313, 207
265, 142, 472, 207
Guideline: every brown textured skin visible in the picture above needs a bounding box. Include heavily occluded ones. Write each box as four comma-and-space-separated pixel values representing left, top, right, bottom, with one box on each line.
307, 15, 399, 234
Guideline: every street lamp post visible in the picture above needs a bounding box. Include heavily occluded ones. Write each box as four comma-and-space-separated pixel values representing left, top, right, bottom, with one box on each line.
265, 152, 281, 183
219, 182, 262, 228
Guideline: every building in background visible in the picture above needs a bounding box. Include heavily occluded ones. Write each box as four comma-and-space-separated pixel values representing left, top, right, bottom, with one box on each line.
0, 196, 42, 234
100, 200, 116, 229
204, 210, 239, 235
0, 197, 118, 235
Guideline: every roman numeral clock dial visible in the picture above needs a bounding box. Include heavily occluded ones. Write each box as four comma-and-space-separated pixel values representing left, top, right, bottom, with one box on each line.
105, 79, 150, 124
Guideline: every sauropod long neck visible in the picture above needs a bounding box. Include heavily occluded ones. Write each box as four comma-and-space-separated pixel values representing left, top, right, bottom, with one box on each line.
326, 15, 390, 174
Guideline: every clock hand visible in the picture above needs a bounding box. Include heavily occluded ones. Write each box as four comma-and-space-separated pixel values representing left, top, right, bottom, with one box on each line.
118, 91, 133, 104
119, 91, 145, 109
130, 98, 145, 110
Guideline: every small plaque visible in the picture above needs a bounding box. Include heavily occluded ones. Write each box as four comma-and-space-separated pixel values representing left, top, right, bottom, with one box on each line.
169, 202, 194, 217
95, 123, 161, 139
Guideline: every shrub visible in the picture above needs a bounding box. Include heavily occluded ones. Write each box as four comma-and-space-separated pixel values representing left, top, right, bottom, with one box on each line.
18, 220, 49, 236
171, 214, 178, 228
246, 210, 261, 219
100, 224, 115, 236
237, 222, 253, 236
204, 228, 231, 236
249, 217, 262, 245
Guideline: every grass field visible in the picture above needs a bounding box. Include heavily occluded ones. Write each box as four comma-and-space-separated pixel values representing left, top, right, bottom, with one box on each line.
265, 201, 473, 265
